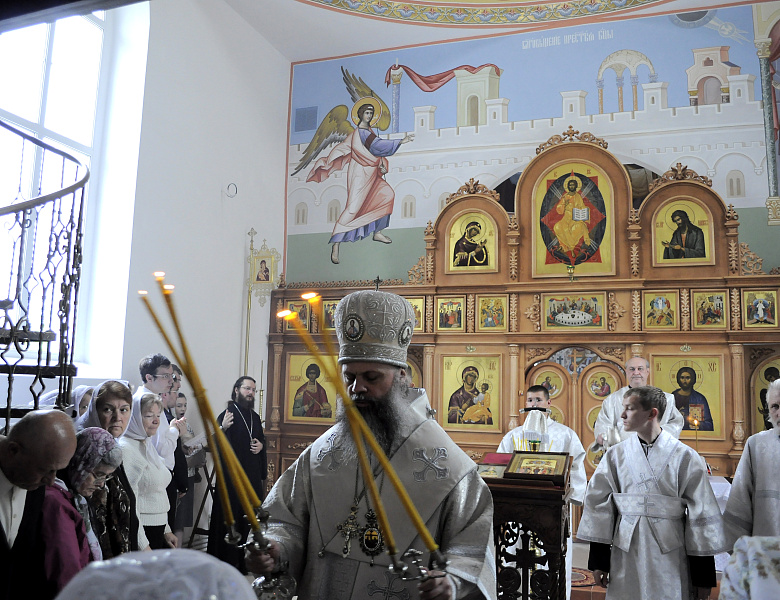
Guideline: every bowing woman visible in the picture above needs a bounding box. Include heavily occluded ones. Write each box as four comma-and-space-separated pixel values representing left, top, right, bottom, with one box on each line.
42, 427, 123, 595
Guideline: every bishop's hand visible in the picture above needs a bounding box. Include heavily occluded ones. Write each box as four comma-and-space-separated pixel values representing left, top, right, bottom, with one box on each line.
246, 539, 280, 575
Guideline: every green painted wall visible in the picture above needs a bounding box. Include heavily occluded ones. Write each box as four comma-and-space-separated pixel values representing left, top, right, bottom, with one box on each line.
286, 227, 426, 283
738, 207, 780, 273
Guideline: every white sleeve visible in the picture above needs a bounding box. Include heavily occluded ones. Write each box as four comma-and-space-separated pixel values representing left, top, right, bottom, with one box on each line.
150, 410, 178, 470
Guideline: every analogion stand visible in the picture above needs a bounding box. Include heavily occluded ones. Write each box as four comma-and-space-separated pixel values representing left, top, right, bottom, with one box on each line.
486, 475, 570, 600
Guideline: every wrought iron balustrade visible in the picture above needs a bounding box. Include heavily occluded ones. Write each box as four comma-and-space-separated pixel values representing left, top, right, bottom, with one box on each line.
0, 117, 89, 430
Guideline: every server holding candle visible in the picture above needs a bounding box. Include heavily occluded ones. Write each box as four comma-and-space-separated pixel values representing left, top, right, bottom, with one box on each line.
496, 385, 586, 600
246, 290, 496, 600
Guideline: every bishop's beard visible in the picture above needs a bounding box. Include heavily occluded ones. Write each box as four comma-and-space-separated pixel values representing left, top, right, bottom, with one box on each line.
334, 372, 411, 464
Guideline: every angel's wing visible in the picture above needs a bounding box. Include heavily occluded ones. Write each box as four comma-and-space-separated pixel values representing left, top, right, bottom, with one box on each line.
342, 67, 391, 132
291, 104, 353, 177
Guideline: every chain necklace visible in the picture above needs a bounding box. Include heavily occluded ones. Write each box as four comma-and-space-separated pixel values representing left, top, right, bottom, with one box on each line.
232, 402, 253, 441
324, 457, 386, 565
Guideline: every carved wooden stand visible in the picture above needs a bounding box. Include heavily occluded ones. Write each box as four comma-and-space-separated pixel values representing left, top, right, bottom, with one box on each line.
487, 480, 568, 600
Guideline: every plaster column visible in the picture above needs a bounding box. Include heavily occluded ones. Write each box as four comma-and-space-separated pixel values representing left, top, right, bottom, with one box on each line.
616, 76, 624, 112
508, 345, 520, 430
756, 40, 779, 205
270, 343, 283, 430
729, 344, 747, 454
631, 75, 639, 111
424, 344, 436, 414
596, 79, 604, 114
389, 65, 403, 134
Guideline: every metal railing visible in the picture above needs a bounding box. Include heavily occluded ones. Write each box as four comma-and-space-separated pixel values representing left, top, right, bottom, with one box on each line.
0, 117, 89, 429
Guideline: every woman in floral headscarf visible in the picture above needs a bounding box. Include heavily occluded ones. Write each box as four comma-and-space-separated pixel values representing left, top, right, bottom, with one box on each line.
41, 427, 122, 595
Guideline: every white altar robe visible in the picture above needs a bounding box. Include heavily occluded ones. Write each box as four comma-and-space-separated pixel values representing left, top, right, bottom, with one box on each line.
722, 430, 780, 549
497, 417, 587, 505
578, 431, 728, 600
497, 417, 586, 600
261, 389, 496, 600
594, 386, 684, 444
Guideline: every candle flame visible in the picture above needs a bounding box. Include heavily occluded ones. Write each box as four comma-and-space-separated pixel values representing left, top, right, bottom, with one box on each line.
277, 309, 293, 319
138, 290, 148, 295
153, 271, 165, 279
301, 292, 318, 301
163, 284, 175, 291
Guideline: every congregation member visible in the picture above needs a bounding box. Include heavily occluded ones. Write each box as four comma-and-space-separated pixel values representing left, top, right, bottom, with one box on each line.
246, 290, 496, 600
594, 356, 684, 446
722, 378, 780, 545
174, 391, 204, 547
208, 375, 267, 573
496, 384, 586, 600
57, 549, 256, 600
42, 427, 122, 596
119, 393, 177, 549
77, 380, 146, 554
579, 386, 727, 600
161, 365, 188, 535
134, 353, 183, 470
0, 409, 77, 599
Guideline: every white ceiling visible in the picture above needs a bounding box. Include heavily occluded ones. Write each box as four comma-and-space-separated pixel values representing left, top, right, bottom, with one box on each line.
224, 0, 745, 63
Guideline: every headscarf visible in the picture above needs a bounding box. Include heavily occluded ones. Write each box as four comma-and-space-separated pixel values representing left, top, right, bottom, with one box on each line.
122, 393, 167, 470
67, 428, 122, 492
76, 380, 132, 432
63, 428, 122, 563
33, 385, 93, 420
56, 549, 256, 600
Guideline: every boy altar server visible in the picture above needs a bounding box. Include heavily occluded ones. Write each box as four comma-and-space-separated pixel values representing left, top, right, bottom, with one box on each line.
578, 386, 727, 600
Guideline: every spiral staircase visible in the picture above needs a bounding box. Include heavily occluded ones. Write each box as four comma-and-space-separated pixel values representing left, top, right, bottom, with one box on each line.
0, 117, 88, 430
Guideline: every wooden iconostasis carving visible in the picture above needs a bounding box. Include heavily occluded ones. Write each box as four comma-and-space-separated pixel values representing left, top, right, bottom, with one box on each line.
265, 127, 780, 483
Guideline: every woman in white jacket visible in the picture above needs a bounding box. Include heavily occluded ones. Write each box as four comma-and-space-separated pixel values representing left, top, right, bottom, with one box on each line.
118, 393, 177, 549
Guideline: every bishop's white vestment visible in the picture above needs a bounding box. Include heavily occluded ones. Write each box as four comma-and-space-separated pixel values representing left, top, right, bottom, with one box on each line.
578, 430, 728, 600
722, 430, 780, 548
261, 389, 497, 599
594, 386, 684, 444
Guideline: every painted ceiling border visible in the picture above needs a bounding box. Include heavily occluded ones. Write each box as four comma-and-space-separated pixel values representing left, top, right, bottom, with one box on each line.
296, 0, 672, 27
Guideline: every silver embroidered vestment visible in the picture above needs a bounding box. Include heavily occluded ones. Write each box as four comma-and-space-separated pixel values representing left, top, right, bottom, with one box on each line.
261, 389, 497, 599
578, 430, 727, 600
723, 430, 780, 548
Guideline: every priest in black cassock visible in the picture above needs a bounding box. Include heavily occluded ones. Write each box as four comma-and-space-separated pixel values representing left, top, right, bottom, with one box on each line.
207, 376, 267, 573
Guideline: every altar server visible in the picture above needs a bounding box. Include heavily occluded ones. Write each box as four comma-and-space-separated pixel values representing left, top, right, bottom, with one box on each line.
722, 378, 780, 547
579, 386, 727, 600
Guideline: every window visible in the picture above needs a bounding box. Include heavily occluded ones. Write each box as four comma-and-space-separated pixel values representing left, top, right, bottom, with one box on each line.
295, 202, 308, 225
327, 199, 340, 223
0, 5, 149, 376
726, 170, 744, 198
402, 195, 416, 219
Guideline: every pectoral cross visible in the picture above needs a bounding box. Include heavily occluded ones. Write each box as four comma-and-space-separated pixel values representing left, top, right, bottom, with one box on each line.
337, 504, 360, 558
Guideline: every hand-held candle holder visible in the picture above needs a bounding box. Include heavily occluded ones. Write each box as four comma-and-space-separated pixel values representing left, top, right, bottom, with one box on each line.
139, 275, 292, 599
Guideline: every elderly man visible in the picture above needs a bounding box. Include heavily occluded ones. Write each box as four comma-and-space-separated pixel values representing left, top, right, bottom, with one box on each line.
0, 409, 77, 599
594, 356, 683, 446
247, 290, 496, 600
723, 379, 780, 547
497, 384, 586, 600
579, 386, 727, 600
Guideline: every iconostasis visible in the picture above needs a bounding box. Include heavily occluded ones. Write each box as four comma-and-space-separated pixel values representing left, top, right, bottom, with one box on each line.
264, 127, 780, 491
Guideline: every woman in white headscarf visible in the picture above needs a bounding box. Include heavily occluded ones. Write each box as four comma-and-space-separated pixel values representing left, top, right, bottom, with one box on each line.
35, 384, 94, 420
117, 393, 177, 550
57, 549, 256, 600
77, 380, 147, 555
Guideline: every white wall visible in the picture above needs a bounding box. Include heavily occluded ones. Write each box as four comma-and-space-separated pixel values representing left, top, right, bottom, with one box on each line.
121, 0, 289, 418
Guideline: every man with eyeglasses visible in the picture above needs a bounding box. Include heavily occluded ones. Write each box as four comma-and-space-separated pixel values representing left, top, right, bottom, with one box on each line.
207, 376, 267, 574
134, 354, 186, 470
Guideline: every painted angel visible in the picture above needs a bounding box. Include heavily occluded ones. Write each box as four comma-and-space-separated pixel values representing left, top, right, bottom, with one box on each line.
291, 68, 414, 264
